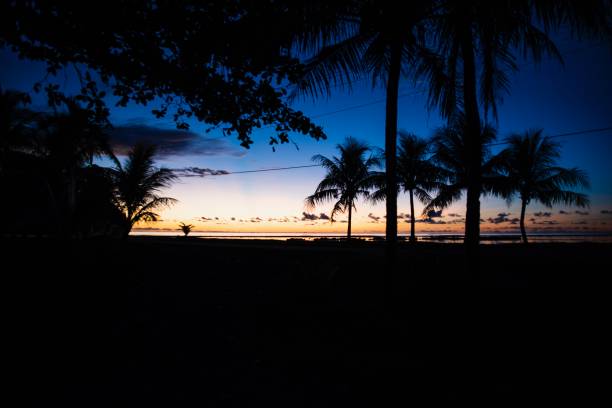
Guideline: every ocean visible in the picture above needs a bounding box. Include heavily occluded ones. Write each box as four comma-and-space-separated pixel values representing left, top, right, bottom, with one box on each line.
130, 230, 612, 244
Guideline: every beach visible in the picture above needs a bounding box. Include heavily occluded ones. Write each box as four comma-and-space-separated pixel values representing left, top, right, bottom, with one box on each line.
6, 237, 611, 405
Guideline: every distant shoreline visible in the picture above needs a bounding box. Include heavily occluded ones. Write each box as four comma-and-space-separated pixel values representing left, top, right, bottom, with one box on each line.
129, 230, 612, 243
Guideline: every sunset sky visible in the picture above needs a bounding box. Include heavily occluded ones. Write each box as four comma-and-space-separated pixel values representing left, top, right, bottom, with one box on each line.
2, 34, 611, 235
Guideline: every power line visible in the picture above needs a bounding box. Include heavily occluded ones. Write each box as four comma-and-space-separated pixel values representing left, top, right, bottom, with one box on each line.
486, 126, 612, 146
255, 41, 606, 135
221, 164, 321, 175
309, 88, 427, 119
183, 126, 612, 177
280, 42, 607, 121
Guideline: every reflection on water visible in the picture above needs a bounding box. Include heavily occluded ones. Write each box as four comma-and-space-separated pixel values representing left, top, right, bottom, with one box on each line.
130, 230, 612, 244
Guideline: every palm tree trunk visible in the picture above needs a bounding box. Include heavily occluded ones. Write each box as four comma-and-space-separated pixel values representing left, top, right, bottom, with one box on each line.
385, 39, 402, 257
520, 199, 528, 244
67, 167, 77, 237
123, 221, 132, 240
123, 212, 132, 240
43, 177, 63, 236
409, 189, 416, 243
347, 203, 352, 240
460, 19, 482, 249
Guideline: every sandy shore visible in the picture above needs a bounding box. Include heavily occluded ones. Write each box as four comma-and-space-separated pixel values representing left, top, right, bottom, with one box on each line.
5, 237, 610, 405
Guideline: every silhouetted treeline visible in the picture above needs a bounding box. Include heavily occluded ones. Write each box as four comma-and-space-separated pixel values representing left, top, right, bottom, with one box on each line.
0, 90, 176, 238
307, 124, 590, 244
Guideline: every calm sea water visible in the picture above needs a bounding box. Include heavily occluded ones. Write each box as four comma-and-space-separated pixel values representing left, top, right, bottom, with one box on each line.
130, 231, 612, 244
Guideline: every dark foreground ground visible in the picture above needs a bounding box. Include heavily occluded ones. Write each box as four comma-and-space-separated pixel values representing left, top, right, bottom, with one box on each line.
5, 237, 611, 406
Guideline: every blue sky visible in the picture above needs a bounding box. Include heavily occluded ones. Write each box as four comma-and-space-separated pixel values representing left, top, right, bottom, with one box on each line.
1, 34, 611, 234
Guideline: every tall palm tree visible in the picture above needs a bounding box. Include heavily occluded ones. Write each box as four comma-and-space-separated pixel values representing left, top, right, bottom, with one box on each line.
425, 114, 506, 216
498, 130, 590, 244
291, 1, 439, 251
424, 0, 611, 247
113, 144, 177, 238
305, 136, 381, 239
396, 132, 446, 242
371, 131, 445, 242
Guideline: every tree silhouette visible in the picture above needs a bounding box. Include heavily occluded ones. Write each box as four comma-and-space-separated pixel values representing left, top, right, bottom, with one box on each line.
0, 88, 35, 175
112, 144, 177, 238
425, 115, 506, 217
498, 130, 590, 244
371, 132, 445, 242
396, 132, 445, 242
179, 222, 194, 237
36, 100, 113, 235
424, 0, 610, 247
1, 2, 326, 148
305, 137, 381, 239
291, 1, 439, 251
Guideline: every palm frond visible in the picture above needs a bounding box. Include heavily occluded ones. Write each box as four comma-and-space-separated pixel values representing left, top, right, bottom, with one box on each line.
291, 34, 370, 100
305, 188, 339, 210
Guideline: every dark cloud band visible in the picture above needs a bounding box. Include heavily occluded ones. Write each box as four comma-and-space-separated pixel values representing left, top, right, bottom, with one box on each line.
110, 124, 245, 157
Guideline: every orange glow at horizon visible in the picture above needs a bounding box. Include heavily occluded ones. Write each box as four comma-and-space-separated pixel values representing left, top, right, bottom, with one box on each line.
133, 175, 612, 235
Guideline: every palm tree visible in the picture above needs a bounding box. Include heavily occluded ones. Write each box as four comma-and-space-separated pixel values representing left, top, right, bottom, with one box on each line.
424, 0, 611, 247
113, 144, 177, 238
498, 130, 590, 244
371, 131, 445, 242
291, 1, 439, 251
396, 132, 446, 242
179, 222, 194, 237
425, 114, 506, 216
305, 136, 382, 239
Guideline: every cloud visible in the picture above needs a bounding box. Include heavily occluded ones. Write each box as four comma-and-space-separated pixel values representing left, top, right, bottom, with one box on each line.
264, 216, 291, 223
300, 212, 331, 221
533, 212, 552, 217
572, 220, 588, 225
486, 213, 519, 224
446, 218, 465, 224
530, 219, 559, 225
416, 218, 446, 224
172, 167, 229, 177
426, 210, 443, 218
301, 212, 319, 221
559, 210, 570, 215
447, 213, 462, 218
368, 213, 381, 222
110, 124, 245, 157
575, 210, 590, 216
200, 217, 213, 222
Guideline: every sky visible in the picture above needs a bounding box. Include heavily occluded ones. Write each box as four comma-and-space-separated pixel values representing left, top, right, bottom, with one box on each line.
1, 33, 612, 235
